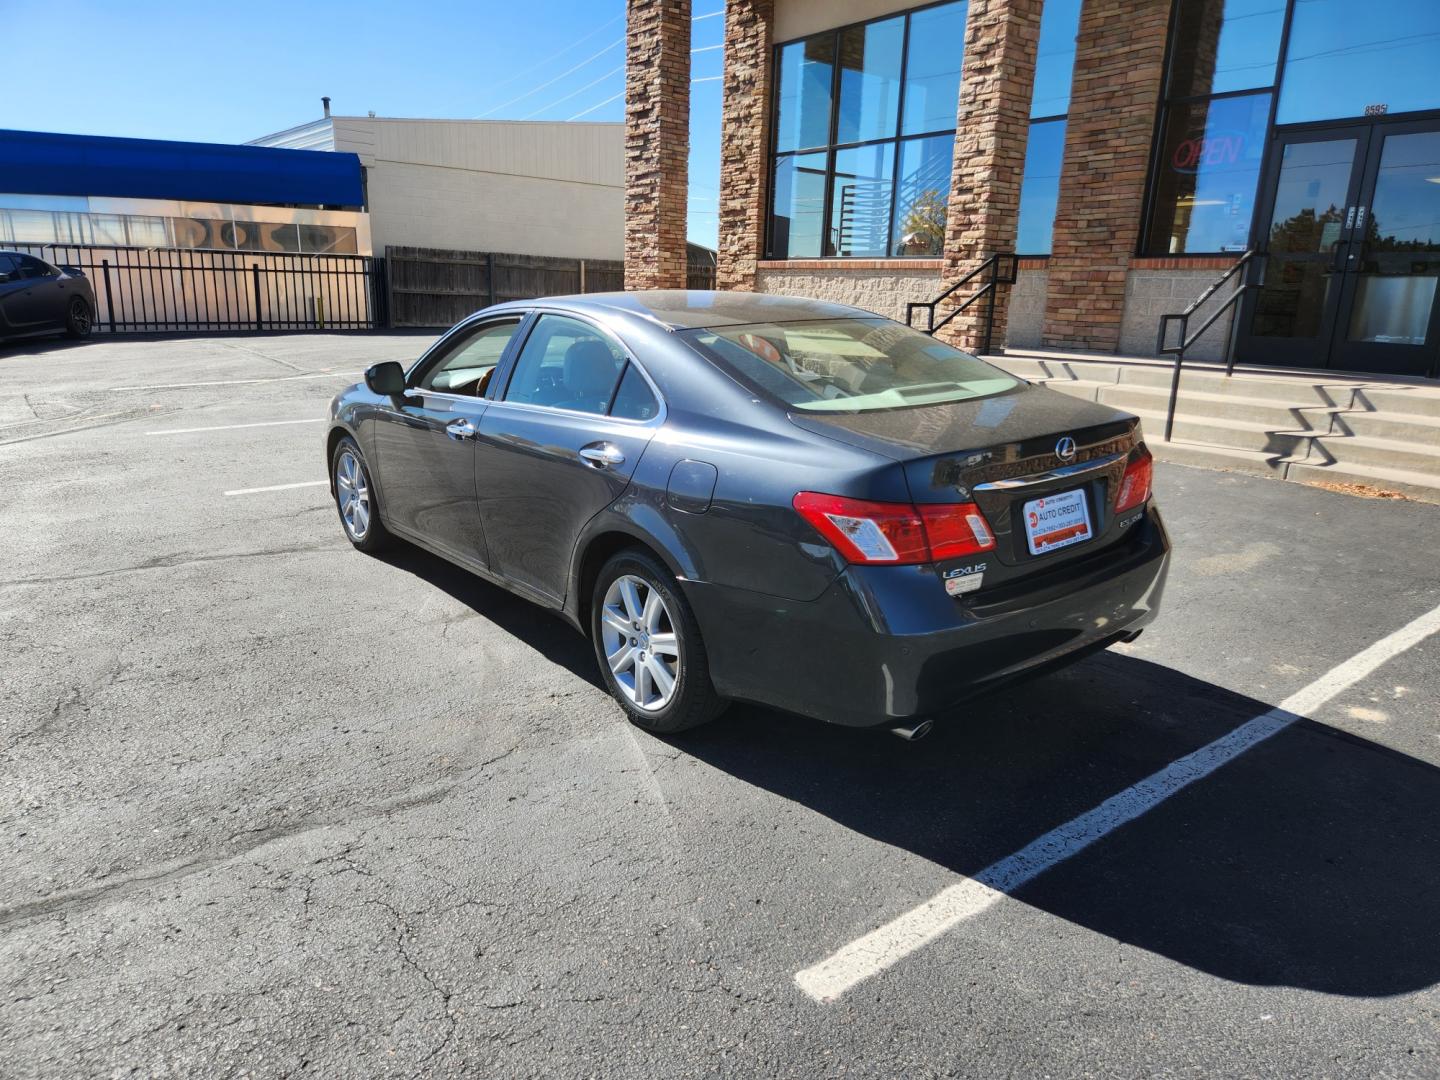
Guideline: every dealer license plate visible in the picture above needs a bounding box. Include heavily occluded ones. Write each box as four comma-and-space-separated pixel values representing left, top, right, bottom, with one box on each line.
1023, 488, 1093, 555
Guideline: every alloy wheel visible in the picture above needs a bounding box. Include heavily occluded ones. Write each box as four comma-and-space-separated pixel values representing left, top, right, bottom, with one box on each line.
335, 449, 370, 540
69, 299, 90, 335
600, 574, 681, 712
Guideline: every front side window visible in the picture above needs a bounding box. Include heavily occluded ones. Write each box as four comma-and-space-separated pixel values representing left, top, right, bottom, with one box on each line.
418, 319, 522, 394
503, 314, 626, 415
685, 318, 1018, 413
768, 1, 968, 259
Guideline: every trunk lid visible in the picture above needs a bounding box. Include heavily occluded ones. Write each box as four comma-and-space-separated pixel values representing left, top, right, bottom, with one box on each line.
788, 384, 1142, 572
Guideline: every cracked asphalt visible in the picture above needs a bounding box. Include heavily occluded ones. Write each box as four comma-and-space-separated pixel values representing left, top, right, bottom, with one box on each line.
2, 333, 1438, 1078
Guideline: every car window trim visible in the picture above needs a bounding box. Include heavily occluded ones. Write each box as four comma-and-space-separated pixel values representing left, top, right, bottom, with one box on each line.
405, 313, 527, 390
493, 307, 667, 427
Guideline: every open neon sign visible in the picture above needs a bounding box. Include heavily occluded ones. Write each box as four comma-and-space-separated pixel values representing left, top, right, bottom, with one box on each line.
1171, 132, 1246, 173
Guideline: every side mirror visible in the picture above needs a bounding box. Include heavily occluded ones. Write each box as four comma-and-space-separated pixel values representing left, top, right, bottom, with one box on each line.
365, 361, 406, 396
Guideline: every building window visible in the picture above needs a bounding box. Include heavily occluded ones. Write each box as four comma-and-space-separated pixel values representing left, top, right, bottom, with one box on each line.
1015, 0, 1083, 255
1276, 0, 1440, 124
767, 1, 968, 259
1141, 0, 1285, 255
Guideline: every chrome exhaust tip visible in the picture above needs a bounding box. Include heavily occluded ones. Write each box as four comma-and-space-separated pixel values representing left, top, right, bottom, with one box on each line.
890, 719, 933, 742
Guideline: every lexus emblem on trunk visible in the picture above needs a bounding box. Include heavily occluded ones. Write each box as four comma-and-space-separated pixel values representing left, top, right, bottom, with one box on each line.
1055, 436, 1078, 462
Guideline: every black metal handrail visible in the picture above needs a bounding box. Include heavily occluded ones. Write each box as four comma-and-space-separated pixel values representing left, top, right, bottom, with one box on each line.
1155, 250, 1265, 442
905, 252, 1018, 353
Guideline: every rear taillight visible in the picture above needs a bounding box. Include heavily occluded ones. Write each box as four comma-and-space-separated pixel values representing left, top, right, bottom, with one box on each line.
793, 492, 996, 566
918, 503, 996, 560
1114, 446, 1154, 512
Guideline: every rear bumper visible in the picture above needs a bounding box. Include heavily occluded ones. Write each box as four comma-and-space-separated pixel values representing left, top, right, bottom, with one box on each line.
685, 504, 1171, 727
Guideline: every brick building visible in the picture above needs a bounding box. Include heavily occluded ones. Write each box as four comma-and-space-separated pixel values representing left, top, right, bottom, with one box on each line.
625, 0, 1440, 380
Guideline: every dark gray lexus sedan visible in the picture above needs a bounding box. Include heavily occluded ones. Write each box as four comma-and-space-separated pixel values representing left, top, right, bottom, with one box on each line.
327, 292, 1168, 737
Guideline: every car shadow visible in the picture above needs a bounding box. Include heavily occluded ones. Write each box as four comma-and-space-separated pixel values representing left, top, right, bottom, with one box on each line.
375, 544, 604, 691
673, 651, 1440, 998
365, 547, 1440, 997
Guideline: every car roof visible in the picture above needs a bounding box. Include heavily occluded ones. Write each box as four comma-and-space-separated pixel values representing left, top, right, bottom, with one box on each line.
493, 290, 884, 331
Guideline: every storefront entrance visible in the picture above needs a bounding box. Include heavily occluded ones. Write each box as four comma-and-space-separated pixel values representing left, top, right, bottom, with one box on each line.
1237, 115, 1440, 378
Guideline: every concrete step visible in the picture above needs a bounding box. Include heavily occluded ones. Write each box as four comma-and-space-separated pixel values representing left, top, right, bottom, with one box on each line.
1353, 386, 1440, 421
1125, 403, 1440, 476
1119, 406, 1312, 457
1093, 382, 1335, 429
999, 358, 1126, 386
1149, 439, 1287, 479
1153, 438, 1440, 502
1309, 432, 1440, 477
1335, 410, 1440, 448
990, 349, 1440, 502
1284, 459, 1440, 503
996, 353, 1343, 405
1034, 378, 1109, 403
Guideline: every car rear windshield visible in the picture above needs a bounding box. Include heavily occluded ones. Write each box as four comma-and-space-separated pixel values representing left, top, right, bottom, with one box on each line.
683, 318, 1019, 413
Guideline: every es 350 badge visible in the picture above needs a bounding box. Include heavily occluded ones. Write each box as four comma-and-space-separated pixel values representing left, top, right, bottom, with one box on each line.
942, 562, 986, 597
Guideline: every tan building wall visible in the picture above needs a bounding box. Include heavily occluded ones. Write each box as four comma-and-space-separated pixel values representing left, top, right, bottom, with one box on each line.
756, 260, 943, 321
1118, 259, 1240, 361
330, 117, 625, 261
1004, 264, 1049, 350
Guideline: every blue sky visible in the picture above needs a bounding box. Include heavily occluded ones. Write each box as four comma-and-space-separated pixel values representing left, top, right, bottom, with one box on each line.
0, 0, 724, 247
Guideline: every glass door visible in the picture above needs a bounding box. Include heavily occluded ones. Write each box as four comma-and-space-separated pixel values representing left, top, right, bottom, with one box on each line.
1238, 118, 1440, 378
1330, 122, 1440, 377
1236, 128, 1370, 369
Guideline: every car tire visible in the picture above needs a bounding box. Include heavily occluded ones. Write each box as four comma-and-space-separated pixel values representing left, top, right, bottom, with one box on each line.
591, 548, 727, 734
331, 435, 392, 553
64, 297, 92, 339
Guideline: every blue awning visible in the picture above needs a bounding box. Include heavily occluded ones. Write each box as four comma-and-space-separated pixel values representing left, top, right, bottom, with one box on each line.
0, 128, 364, 208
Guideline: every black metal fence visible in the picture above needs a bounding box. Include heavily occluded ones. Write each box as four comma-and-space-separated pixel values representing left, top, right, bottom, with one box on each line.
6, 243, 386, 333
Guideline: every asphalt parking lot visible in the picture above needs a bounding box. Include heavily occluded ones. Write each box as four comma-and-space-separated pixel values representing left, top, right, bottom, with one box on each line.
2, 332, 1438, 1078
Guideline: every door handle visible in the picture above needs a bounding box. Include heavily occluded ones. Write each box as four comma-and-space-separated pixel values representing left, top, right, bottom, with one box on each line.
445, 418, 477, 441
579, 443, 625, 468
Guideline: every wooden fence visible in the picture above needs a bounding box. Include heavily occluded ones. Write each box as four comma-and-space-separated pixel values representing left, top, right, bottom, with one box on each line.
386, 245, 716, 328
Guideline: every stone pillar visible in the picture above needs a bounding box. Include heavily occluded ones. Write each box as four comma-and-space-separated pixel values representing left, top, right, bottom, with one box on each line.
625, 0, 691, 291
717, 0, 774, 291
1042, 0, 1170, 351
937, 0, 1041, 354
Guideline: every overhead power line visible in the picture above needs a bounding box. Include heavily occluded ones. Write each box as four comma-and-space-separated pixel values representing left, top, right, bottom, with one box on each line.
570, 92, 625, 121
521, 65, 625, 120
477, 37, 623, 118
476, 13, 624, 99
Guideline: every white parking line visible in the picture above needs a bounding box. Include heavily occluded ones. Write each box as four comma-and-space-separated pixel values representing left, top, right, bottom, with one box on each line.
224, 480, 329, 497
794, 601, 1440, 1003
147, 418, 325, 436
110, 371, 360, 392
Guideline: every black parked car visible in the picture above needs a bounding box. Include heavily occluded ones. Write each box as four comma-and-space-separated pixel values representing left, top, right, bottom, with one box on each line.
0, 251, 94, 342
327, 292, 1169, 737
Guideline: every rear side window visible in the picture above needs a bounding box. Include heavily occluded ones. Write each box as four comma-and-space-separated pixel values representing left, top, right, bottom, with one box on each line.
0, 255, 17, 281
15, 255, 57, 280
685, 317, 1018, 413
504, 314, 626, 416
609, 363, 660, 421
